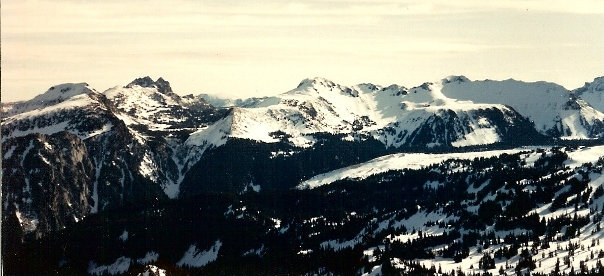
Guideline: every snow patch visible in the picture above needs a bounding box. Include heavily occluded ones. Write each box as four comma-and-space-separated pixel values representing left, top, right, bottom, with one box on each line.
137, 251, 159, 265
139, 152, 158, 182
186, 116, 231, 149
176, 240, 222, 268
564, 145, 604, 168
242, 181, 261, 193
88, 256, 131, 275
298, 149, 526, 189
451, 127, 500, 147
3, 145, 17, 159
297, 249, 314, 255
137, 265, 166, 276
14, 209, 39, 233
243, 245, 265, 256
118, 230, 128, 242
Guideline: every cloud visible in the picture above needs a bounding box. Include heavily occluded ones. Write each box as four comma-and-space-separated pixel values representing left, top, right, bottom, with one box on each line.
1, 0, 603, 102
3, 0, 603, 34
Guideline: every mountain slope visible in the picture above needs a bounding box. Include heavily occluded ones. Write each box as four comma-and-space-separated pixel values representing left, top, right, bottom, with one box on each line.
5, 145, 604, 275
3, 75, 604, 276
2, 83, 113, 140
188, 77, 543, 152
103, 77, 222, 132
440, 76, 604, 138
197, 93, 269, 108
2, 83, 168, 239
1, 78, 230, 240
574, 76, 604, 113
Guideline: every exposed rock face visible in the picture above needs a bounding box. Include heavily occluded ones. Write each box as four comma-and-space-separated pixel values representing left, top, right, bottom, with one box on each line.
2, 132, 93, 239
155, 77, 173, 93
125, 76, 173, 94
1, 78, 225, 240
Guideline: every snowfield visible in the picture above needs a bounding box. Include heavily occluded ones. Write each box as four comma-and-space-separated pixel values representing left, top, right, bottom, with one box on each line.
298, 148, 529, 189
176, 240, 222, 268
299, 145, 604, 189
4, 75, 604, 276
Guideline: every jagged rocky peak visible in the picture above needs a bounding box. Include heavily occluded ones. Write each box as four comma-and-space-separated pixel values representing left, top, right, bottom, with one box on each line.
155, 77, 173, 93
126, 76, 154, 88
125, 76, 173, 93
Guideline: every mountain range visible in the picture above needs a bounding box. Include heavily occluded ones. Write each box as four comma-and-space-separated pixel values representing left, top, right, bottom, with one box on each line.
2, 75, 604, 275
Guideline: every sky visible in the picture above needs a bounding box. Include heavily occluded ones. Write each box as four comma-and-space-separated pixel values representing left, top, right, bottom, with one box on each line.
2, 0, 604, 102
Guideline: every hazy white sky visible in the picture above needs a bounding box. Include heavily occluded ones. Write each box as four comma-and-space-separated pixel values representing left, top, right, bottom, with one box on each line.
2, 0, 603, 102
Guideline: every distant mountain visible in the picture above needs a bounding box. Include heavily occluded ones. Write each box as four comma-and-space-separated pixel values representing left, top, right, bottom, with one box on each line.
439, 76, 604, 138
1, 77, 227, 240
197, 93, 269, 108
2, 75, 604, 275
573, 76, 604, 113
188, 76, 604, 153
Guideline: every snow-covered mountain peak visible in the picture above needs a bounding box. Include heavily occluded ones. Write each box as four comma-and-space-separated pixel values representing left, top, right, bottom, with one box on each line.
125, 76, 173, 94
105, 77, 180, 104
287, 77, 364, 100
437, 78, 604, 138
190, 77, 541, 150
296, 77, 337, 90
380, 84, 407, 96
1, 82, 116, 144
356, 83, 380, 92
573, 76, 604, 113
102, 77, 224, 134
404, 81, 459, 106
2, 83, 97, 117
585, 76, 604, 92
355, 83, 407, 96
36, 82, 94, 101
442, 75, 470, 84
103, 78, 188, 130
197, 93, 269, 108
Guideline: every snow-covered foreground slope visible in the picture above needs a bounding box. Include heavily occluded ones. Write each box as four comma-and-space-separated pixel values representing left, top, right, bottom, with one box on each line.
293, 145, 604, 276
355, 146, 604, 276
298, 149, 528, 189
299, 145, 604, 189
6, 141, 604, 275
